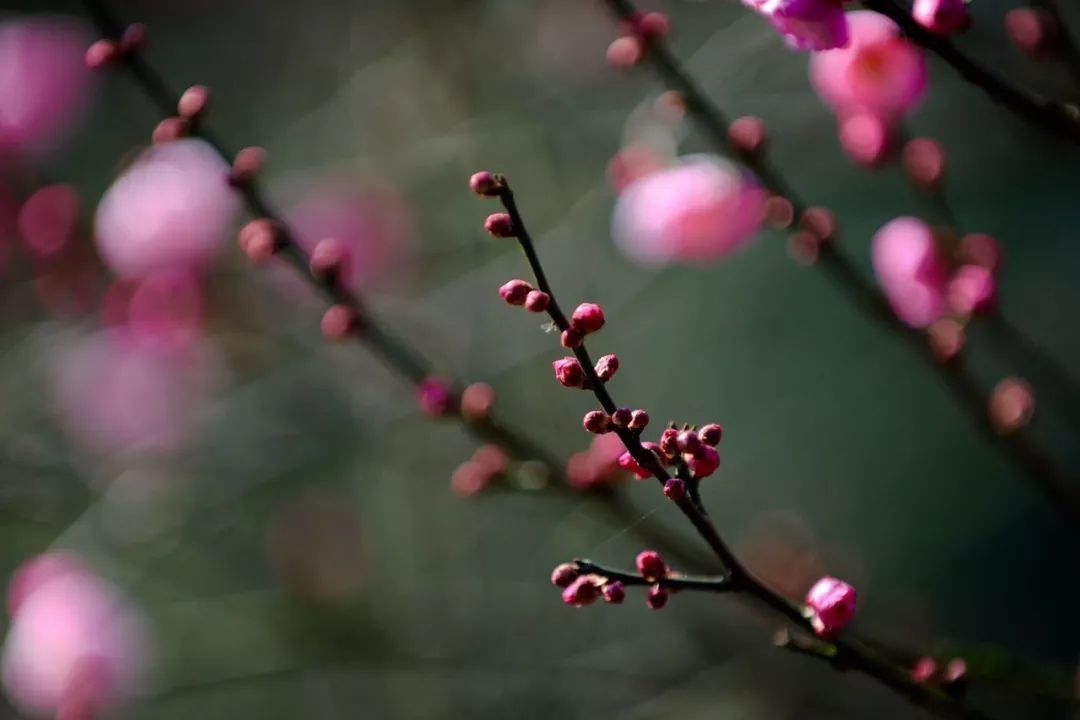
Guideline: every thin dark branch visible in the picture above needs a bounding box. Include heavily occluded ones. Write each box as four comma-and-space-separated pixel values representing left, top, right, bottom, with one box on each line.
572, 559, 732, 591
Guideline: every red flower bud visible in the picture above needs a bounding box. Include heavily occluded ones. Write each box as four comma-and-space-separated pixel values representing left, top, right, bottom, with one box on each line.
498, 279, 532, 306
595, 354, 619, 381
635, 550, 666, 580
484, 212, 515, 238
553, 357, 586, 388
571, 303, 605, 334
524, 290, 550, 312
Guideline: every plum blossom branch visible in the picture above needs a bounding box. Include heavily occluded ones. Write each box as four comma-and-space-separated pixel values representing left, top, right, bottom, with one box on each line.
476, 173, 998, 720
597, 0, 1080, 525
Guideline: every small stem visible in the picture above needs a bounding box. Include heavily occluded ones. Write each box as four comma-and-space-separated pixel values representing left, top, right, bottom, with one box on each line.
572, 559, 732, 591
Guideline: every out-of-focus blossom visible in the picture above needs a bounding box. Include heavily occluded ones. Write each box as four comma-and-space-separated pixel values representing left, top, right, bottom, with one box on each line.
810, 12, 926, 122
102, 270, 204, 354
286, 178, 412, 293
871, 216, 947, 328
566, 433, 625, 490
989, 377, 1035, 434
2, 555, 149, 717
612, 155, 765, 266
51, 332, 217, 458
947, 264, 996, 316
838, 111, 891, 166
95, 139, 239, 278
912, 0, 970, 36
805, 575, 856, 637
17, 184, 79, 260
1005, 8, 1056, 59
0, 18, 93, 163
744, 0, 850, 51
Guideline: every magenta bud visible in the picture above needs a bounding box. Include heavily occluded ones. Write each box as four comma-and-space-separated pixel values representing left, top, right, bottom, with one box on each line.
663, 478, 686, 500
602, 581, 626, 604
635, 550, 666, 580
728, 115, 766, 155
461, 382, 496, 422
901, 138, 946, 188
178, 84, 210, 118
418, 377, 455, 417
606, 36, 643, 68
560, 328, 583, 349
550, 563, 579, 588
321, 304, 358, 341
571, 303, 605, 334
628, 409, 649, 431
595, 354, 619, 382
469, 171, 501, 197
583, 410, 610, 434
562, 575, 601, 607
498, 279, 533, 306
553, 357, 586, 389
484, 212, 515, 238
85, 39, 119, 69
676, 430, 700, 453
637, 11, 670, 38
806, 576, 857, 638
911, 656, 938, 683
309, 237, 348, 278
687, 445, 720, 479
239, 219, 280, 263
524, 290, 550, 313
646, 584, 669, 609
230, 146, 266, 185
610, 408, 632, 427
617, 452, 651, 479
698, 423, 723, 446
659, 428, 679, 457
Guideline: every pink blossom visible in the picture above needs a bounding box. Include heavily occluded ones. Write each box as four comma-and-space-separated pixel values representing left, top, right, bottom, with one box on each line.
6, 553, 87, 617
102, 269, 204, 354
809, 11, 927, 122
286, 179, 412, 293
805, 576, 856, 637
871, 216, 948, 328
17, 184, 79, 260
94, 139, 240, 278
612, 155, 765, 266
744, 0, 849, 51
947, 264, 996, 315
52, 332, 217, 457
2, 557, 149, 716
0, 18, 93, 163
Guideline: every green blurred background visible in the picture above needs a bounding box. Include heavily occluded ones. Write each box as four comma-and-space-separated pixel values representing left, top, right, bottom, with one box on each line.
0, 0, 1078, 717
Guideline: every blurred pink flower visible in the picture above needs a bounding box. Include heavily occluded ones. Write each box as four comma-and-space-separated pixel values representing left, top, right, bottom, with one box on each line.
18, 184, 80, 260
947, 264, 996, 316
0, 17, 93, 163
872, 217, 948, 328
744, 0, 850, 50
52, 332, 216, 457
2, 556, 149, 717
94, 139, 239, 278
612, 155, 765, 266
810, 11, 926, 122
6, 553, 88, 618
102, 269, 204, 354
286, 178, 412, 293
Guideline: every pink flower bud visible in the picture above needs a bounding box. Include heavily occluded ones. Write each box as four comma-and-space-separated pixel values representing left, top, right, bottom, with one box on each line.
902, 137, 946, 188
151, 116, 189, 144
469, 171, 500, 197
17, 184, 79, 260
308, 237, 347, 278
524, 290, 550, 312
637, 12, 671, 38
461, 382, 496, 422
913, 0, 970, 35
958, 233, 1002, 272
943, 658, 967, 685
583, 410, 610, 434
635, 550, 666, 580
450, 461, 493, 497
659, 428, 679, 457
229, 146, 266, 185
595, 354, 619, 382
602, 581, 626, 604
800, 207, 837, 242
947, 264, 996, 316
484, 212, 515, 238
472, 444, 509, 475
663, 478, 686, 500
698, 423, 723, 446
610, 408, 632, 427
763, 195, 795, 229
239, 218, 280, 263
498, 279, 533, 306
676, 430, 700, 453
177, 84, 210, 118
688, 445, 720, 478
84, 39, 118, 69
617, 451, 651, 479
911, 656, 938, 683
550, 563, 579, 588
839, 111, 891, 166
646, 584, 669, 609
788, 230, 824, 265
1005, 8, 1055, 58
321, 304, 357, 341
571, 303, 605, 334
561, 576, 601, 607
606, 36, 643, 68
628, 409, 649, 431
553, 357, 586, 388
989, 377, 1035, 435
805, 576, 857, 637
560, 328, 583, 349
418, 377, 455, 417
928, 318, 965, 362
728, 115, 766, 155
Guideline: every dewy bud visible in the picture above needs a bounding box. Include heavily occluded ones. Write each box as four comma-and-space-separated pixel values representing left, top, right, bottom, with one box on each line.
552, 357, 586, 389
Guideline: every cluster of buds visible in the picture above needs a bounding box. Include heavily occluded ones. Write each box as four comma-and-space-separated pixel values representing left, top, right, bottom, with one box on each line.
499, 279, 550, 313
84, 22, 145, 69
610, 422, 724, 489
606, 11, 671, 69
552, 551, 673, 610
788, 206, 836, 266
582, 402, 650, 435
451, 444, 510, 497
561, 302, 605, 348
